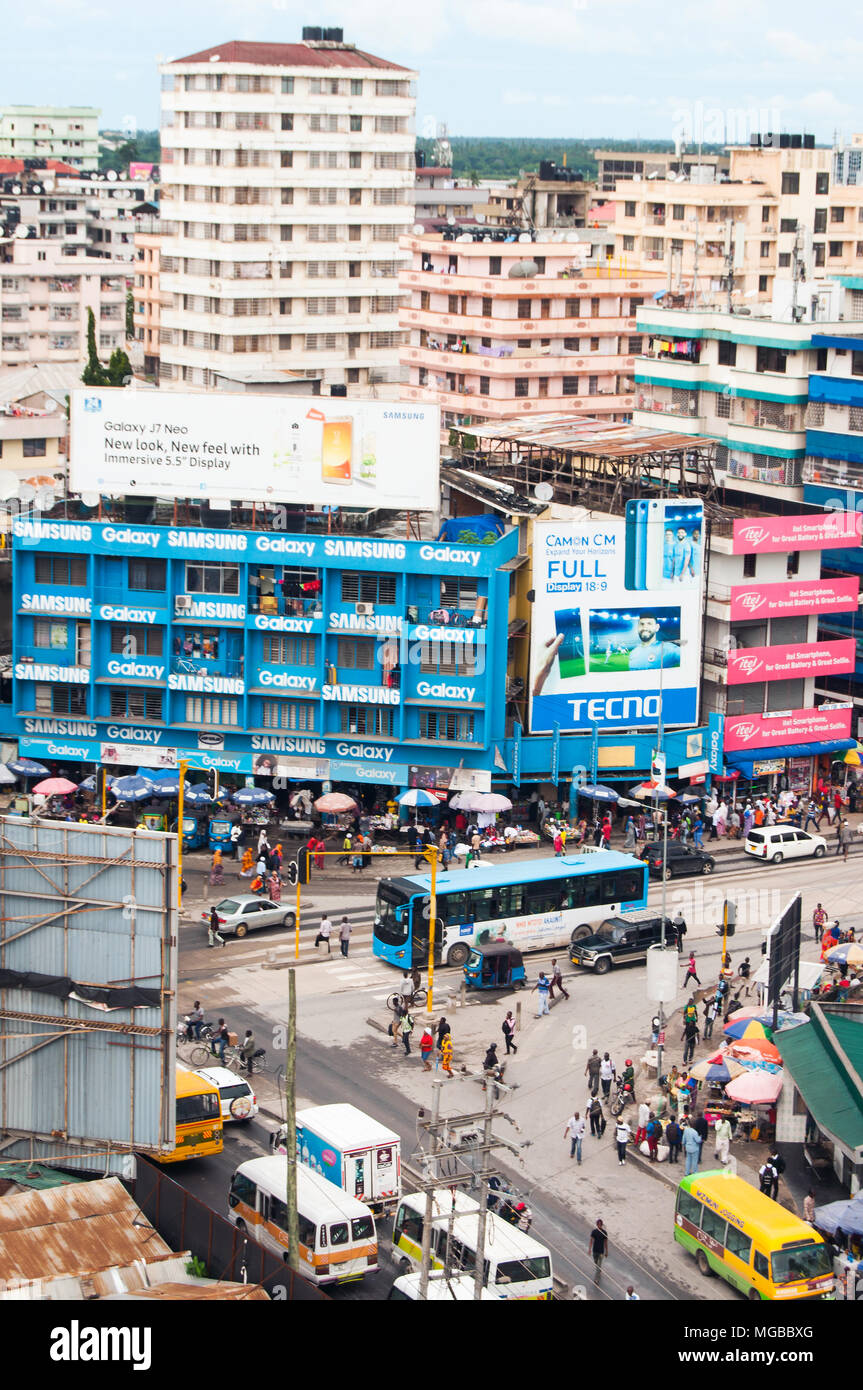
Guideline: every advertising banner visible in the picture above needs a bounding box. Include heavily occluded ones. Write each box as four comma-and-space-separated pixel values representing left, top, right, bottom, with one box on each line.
732, 511, 862, 554
724, 706, 853, 752
70, 388, 440, 510
529, 501, 705, 732
727, 638, 856, 685
729, 576, 859, 621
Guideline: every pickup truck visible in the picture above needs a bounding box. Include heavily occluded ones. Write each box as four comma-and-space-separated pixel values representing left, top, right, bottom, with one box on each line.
568, 914, 681, 975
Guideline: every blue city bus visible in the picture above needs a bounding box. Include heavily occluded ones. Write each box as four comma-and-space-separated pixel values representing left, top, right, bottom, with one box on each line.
373, 852, 649, 969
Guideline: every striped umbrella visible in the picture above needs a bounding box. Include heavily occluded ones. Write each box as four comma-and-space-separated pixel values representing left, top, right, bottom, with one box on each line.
723, 1016, 772, 1041
688, 1056, 746, 1084
825, 941, 863, 969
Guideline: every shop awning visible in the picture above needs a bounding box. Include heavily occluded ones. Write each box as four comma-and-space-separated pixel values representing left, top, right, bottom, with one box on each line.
777, 1005, 863, 1162
725, 739, 856, 778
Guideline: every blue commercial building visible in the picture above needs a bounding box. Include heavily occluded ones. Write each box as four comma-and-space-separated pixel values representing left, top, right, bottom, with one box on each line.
5, 518, 518, 792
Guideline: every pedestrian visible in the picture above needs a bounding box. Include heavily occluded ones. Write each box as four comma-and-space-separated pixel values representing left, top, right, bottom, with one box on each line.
255, 853, 268, 881
804, 1189, 816, 1224
624, 1286, 639, 1301
599, 1051, 615, 1100
841, 820, 853, 861
681, 1016, 699, 1065
588, 1095, 604, 1138
693, 1111, 708, 1158
588, 1219, 608, 1279
682, 1120, 701, 1175
314, 837, 326, 872
693, 816, 704, 849
440, 1030, 453, 1077
646, 1112, 661, 1162
269, 871, 281, 903
207, 905, 226, 948
553, 829, 563, 857
257, 828, 269, 857
548, 957, 570, 1001
210, 847, 224, 886
703, 993, 718, 1040
673, 914, 687, 954
812, 902, 827, 943
585, 1049, 601, 1097
337, 831, 352, 866
314, 914, 332, 953
615, 1117, 632, 1165
564, 1110, 586, 1164
758, 1159, 777, 1197
212, 1017, 229, 1063
400, 1009, 414, 1057
229, 822, 243, 859
420, 1024, 434, 1071
502, 1010, 518, 1055
767, 1148, 785, 1201
532, 971, 551, 1017
240, 1029, 256, 1075
338, 916, 352, 958
714, 1114, 732, 1166
240, 846, 254, 877
635, 1100, 649, 1146
683, 952, 701, 988
624, 816, 637, 850
665, 1116, 682, 1164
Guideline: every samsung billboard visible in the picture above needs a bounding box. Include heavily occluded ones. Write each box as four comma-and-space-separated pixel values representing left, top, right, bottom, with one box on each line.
529, 501, 705, 733
70, 388, 441, 510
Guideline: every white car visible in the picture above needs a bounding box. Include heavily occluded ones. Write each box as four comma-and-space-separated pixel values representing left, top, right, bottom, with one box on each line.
201, 895, 295, 938
744, 827, 827, 864
194, 1066, 258, 1123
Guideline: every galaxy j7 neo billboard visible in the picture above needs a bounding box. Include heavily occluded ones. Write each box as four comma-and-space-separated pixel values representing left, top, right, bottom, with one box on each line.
70, 388, 440, 510
529, 501, 705, 733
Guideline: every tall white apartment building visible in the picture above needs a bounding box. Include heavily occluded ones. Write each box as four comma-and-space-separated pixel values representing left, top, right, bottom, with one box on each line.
157, 32, 417, 392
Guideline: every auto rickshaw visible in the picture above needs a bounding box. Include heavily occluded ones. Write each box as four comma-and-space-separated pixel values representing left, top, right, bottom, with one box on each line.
182, 814, 207, 851
208, 815, 235, 853
463, 943, 526, 991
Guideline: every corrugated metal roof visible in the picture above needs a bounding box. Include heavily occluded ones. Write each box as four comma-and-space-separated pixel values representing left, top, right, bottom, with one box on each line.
778, 1005, 863, 1157
108, 1282, 270, 1300
170, 40, 411, 71
463, 414, 714, 457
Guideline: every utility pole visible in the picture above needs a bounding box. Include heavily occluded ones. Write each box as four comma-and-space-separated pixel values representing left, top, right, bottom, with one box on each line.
285, 968, 299, 1275
473, 1080, 496, 1301
418, 1078, 442, 1300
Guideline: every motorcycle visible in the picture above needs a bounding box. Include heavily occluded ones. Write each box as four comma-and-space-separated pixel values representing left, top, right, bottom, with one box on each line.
177, 1016, 215, 1044
610, 1078, 635, 1117
486, 1178, 532, 1233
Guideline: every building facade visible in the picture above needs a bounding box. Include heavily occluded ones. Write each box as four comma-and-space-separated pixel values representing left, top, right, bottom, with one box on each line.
399, 232, 663, 425
157, 34, 417, 394
6, 519, 518, 792
132, 218, 164, 379
0, 107, 100, 168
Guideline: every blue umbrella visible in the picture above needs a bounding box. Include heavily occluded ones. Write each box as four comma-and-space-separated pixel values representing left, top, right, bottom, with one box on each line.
111, 775, 157, 803
397, 788, 439, 808
231, 787, 275, 806
813, 1193, 863, 1238
6, 758, 49, 777
184, 783, 213, 805
149, 777, 189, 798
579, 783, 619, 803
678, 793, 702, 806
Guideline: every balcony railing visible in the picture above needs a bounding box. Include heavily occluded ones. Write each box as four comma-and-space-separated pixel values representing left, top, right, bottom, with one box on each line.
803, 456, 863, 488
725, 454, 803, 486
15, 646, 87, 668
407, 603, 488, 629
170, 655, 243, 678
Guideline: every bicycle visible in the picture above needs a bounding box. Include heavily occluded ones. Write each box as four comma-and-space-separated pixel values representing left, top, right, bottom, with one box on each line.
188, 1041, 240, 1069
387, 988, 427, 1012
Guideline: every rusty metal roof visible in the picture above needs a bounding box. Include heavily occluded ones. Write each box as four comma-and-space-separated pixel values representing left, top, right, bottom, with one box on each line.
463, 414, 714, 458
110, 1282, 270, 1300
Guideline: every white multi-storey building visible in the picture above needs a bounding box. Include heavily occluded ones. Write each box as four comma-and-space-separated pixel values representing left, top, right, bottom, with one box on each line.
157, 32, 417, 392
0, 107, 100, 168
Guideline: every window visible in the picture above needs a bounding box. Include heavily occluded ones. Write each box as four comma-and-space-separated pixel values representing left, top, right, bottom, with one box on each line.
350, 115, 362, 132
339, 706, 395, 737
482, 296, 492, 316
34, 554, 86, 586
814, 209, 827, 234
479, 376, 490, 396
852, 351, 863, 377
622, 235, 635, 252
340, 572, 397, 605
185, 562, 240, 595
110, 624, 163, 656
786, 550, 800, 577
759, 275, 768, 292
779, 218, 797, 234
760, 241, 770, 258
488, 256, 501, 276
351, 79, 363, 95
336, 637, 375, 669
676, 1189, 704, 1227
33, 683, 87, 715
562, 376, 579, 395
440, 577, 478, 607
280, 151, 293, 168
781, 172, 800, 195
183, 697, 239, 726
625, 201, 636, 217
109, 688, 163, 721
33, 619, 68, 649
715, 393, 731, 418
261, 700, 316, 731
753, 1251, 769, 1279
262, 635, 314, 665
514, 378, 529, 398
717, 339, 737, 366
628, 336, 642, 354
831, 206, 845, 223
700, 1207, 728, 1248
419, 710, 476, 742
725, 1225, 752, 1263
128, 558, 166, 591
23, 438, 47, 457
517, 298, 531, 317
349, 152, 361, 169
743, 553, 757, 578
348, 225, 362, 241
778, 252, 791, 268
815, 172, 829, 195
564, 337, 579, 351
419, 641, 478, 676
281, 76, 294, 94
756, 346, 786, 373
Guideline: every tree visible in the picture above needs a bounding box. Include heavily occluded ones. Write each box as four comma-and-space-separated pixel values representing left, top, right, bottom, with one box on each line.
125, 289, 134, 338
81, 308, 108, 386
106, 348, 133, 387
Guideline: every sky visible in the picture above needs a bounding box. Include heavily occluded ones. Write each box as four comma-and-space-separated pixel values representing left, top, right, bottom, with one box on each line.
2, 0, 862, 145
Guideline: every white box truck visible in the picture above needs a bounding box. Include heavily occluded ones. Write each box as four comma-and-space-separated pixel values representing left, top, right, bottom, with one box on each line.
272, 1103, 401, 1214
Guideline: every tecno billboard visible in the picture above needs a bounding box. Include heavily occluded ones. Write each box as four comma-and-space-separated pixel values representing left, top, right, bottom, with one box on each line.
732, 511, 863, 553
730, 576, 859, 621
529, 501, 705, 733
70, 389, 440, 510
727, 638, 856, 685
725, 705, 853, 752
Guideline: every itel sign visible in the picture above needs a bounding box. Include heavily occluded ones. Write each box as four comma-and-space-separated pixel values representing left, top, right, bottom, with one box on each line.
724, 706, 853, 751
729, 576, 859, 621
727, 638, 856, 685
732, 511, 863, 554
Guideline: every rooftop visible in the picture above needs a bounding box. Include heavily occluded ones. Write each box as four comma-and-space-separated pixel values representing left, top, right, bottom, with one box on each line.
462, 413, 715, 458
168, 39, 411, 71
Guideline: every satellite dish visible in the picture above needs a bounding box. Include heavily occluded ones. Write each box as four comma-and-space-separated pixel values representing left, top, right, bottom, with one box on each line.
411, 222, 425, 234
13, 225, 29, 239
565, 230, 581, 242
534, 482, 553, 502
18, 483, 35, 504
106, 169, 118, 181
81, 491, 101, 508
43, 177, 55, 191
34, 488, 55, 512
456, 232, 472, 241
11, 184, 21, 194
31, 183, 42, 194
518, 232, 531, 243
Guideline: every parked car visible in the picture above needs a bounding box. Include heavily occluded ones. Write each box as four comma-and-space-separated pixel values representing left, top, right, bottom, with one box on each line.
201, 895, 296, 938
745, 827, 826, 865
640, 841, 715, 880
569, 914, 680, 975
193, 1065, 258, 1122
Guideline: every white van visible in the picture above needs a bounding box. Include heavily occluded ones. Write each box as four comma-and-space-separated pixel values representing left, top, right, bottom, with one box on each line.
744, 827, 826, 865
388, 1272, 497, 1301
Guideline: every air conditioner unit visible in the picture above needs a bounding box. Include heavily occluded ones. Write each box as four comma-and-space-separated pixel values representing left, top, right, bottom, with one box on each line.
175, 595, 193, 612
355, 602, 374, 616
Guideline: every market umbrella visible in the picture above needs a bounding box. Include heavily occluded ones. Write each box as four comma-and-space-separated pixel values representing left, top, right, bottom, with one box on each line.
290, 789, 313, 810
6, 758, 49, 778
0, 764, 17, 786
688, 1056, 746, 1084
32, 777, 78, 796
726, 1037, 783, 1066
474, 793, 513, 812
724, 1068, 784, 1104
579, 783, 619, 803
184, 783, 213, 806
111, 775, 157, 803
449, 791, 485, 811
812, 1193, 863, 1238
232, 787, 276, 806
678, 793, 703, 806
149, 777, 189, 798
397, 788, 439, 808
825, 941, 863, 970
629, 783, 677, 801
314, 792, 357, 814
723, 1017, 772, 1041
843, 749, 862, 767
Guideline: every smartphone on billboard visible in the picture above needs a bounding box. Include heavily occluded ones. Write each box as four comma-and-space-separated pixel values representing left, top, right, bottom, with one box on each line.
321, 418, 353, 485
645, 499, 704, 591
625, 499, 649, 590
553, 608, 586, 679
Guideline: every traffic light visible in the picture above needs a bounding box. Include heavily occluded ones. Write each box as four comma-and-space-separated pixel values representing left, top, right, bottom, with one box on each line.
286, 859, 299, 887
296, 846, 312, 884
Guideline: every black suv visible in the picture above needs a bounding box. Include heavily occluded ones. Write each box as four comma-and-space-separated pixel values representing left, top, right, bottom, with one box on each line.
569, 915, 680, 975
640, 840, 715, 881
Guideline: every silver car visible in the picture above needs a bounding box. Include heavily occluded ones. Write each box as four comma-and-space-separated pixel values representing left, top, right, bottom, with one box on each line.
201, 895, 296, 938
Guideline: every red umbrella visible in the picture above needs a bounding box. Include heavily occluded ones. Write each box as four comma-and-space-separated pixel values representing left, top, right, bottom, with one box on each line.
32, 777, 78, 795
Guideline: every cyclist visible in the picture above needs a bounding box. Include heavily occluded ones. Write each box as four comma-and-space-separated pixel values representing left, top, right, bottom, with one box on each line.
186, 1001, 204, 1041
211, 1018, 230, 1064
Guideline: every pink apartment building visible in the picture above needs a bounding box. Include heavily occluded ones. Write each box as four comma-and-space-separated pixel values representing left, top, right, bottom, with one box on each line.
398, 232, 665, 425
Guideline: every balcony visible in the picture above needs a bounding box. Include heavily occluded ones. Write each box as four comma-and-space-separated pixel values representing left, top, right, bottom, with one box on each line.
408, 603, 488, 630
401, 305, 639, 338
803, 456, 863, 488
15, 645, 88, 669
401, 265, 655, 298
169, 654, 243, 680
725, 453, 803, 487
405, 343, 636, 377
403, 382, 637, 416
